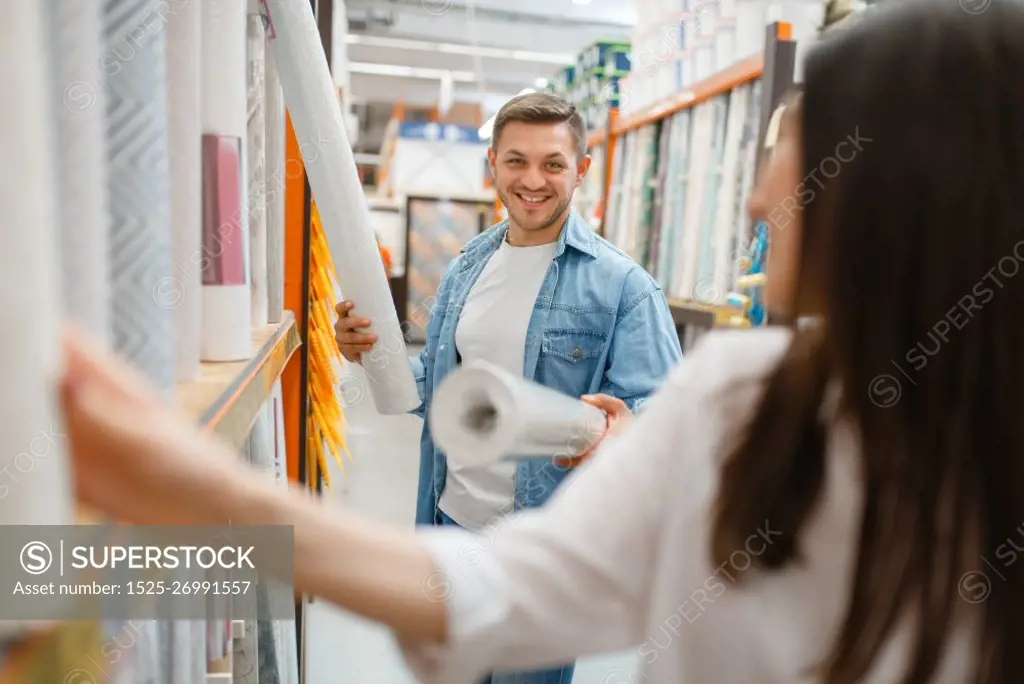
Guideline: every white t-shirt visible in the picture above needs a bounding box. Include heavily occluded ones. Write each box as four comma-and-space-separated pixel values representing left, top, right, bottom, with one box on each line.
404, 328, 977, 684
438, 238, 558, 531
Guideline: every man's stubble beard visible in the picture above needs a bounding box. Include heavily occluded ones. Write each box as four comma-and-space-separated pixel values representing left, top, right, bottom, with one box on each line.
497, 186, 574, 234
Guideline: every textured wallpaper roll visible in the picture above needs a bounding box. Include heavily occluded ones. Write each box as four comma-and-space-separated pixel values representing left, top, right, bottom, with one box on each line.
103, 0, 176, 396
248, 13, 269, 328
50, 0, 111, 346
201, 0, 253, 361
261, 0, 420, 414
166, 0, 203, 381
265, 37, 286, 325
101, 2, 186, 681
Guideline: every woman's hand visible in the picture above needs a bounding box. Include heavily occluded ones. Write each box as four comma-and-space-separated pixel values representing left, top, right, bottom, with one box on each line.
59, 325, 250, 527
553, 393, 633, 469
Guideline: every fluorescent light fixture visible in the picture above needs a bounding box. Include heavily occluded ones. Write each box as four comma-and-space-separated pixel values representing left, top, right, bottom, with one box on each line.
478, 88, 536, 140
346, 34, 573, 65
349, 61, 476, 82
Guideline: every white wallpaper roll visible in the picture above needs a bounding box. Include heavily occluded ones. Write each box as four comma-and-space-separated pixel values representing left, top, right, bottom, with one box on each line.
0, 4, 73, 526
201, 0, 253, 361
261, 0, 420, 414
265, 41, 286, 325
50, 0, 111, 346
166, 0, 203, 381
429, 361, 607, 466
0, 2, 73, 643
268, 380, 299, 684
248, 13, 269, 328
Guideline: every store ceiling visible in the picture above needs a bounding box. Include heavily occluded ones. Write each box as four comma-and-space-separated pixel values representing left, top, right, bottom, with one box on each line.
341, 0, 635, 116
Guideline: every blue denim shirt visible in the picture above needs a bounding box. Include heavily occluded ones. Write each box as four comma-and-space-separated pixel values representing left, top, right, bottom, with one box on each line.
408, 210, 682, 526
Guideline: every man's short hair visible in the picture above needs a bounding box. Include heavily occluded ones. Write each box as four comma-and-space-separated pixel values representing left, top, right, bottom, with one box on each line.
491, 92, 588, 159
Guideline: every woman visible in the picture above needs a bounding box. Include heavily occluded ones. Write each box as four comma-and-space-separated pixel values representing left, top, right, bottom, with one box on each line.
62, 0, 1024, 682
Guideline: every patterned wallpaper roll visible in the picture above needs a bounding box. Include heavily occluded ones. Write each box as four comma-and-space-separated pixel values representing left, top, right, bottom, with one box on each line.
50, 0, 111, 346
248, 14, 269, 328
101, 1, 187, 681
166, 0, 203, 381
201, 0, 253, 361
265, 36, 286, 325
103, 0, 176, 396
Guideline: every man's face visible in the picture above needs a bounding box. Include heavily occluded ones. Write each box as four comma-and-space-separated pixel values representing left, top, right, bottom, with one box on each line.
488, 121, 591, 233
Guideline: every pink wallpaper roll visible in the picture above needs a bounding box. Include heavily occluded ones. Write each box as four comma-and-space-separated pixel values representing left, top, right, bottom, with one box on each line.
202, 134, 247, 287
201, 0, 252, 362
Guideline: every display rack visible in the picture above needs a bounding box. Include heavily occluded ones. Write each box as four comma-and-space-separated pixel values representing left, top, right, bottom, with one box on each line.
589, 22, 797, 348
0, 0, 346, 682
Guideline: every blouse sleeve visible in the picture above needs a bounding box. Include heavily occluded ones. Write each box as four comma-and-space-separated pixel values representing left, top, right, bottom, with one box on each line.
398, 360, 699, 684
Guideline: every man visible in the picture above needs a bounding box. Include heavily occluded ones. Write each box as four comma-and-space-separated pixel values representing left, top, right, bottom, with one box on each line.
335, 92, 681, 684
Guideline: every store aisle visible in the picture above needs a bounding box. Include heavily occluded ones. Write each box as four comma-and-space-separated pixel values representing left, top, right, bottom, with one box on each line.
305, 351, 641, 684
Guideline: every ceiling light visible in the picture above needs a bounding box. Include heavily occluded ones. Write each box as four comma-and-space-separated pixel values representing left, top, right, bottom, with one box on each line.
346, 34, 572, 65
348, 62, 476, 82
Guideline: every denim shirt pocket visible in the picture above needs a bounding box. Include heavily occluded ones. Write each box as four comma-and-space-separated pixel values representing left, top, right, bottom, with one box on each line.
537, 328, 607, 394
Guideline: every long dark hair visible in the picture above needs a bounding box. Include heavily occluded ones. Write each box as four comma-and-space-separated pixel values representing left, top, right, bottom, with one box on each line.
713, 1, 1024, 683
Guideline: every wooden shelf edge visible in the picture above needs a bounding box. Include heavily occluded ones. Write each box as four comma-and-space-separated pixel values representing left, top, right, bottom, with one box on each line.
613, 54, 764, 136
178, 311, 302, 452
668, 298, 740, 328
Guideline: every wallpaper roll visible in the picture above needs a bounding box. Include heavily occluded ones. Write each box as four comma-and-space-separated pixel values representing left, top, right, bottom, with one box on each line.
0, 0, 73, 553
201, 0, 253, 361
265, 35, 286, 325
104, 0, 176, 396
429, 361, 607, 466
269, 380, 299, 684
50, 0, 111, 346
248, 13, 269, 328
245, 406, 281, 681
102, 2, 183, 681
260, 0, 421, 414
166, 0, 203, 381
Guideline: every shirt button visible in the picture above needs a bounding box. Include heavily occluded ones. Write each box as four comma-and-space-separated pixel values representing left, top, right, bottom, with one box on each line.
572, 347, 583, 359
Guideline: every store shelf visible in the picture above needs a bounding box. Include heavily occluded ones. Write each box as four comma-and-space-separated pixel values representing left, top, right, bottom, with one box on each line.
0, 621, 107, 683
613, 54, 764, 136
668, 298, 742, 328
0, 317, 301, 682
177, 311, 301, 452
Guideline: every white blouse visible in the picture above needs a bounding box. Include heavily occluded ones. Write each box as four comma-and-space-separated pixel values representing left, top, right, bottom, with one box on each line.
402, 328, 976, 684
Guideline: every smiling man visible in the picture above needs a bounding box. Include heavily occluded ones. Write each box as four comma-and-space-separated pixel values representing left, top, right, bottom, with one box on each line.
334, 92, 681, 683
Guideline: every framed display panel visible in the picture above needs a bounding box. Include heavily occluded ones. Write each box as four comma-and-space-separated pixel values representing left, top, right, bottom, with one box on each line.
403, 195, 495, 343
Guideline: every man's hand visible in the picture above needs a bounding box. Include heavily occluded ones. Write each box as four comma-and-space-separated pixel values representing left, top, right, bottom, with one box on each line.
334, 300, 377, 363
553, 393, 633, 469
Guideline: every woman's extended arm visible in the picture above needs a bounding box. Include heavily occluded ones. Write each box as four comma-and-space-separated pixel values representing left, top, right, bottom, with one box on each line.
60, 325, 450, 642
60, 324, 689, 679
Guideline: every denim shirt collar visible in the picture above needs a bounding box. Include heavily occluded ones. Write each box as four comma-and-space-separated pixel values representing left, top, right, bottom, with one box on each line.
458, 208, 598, 270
